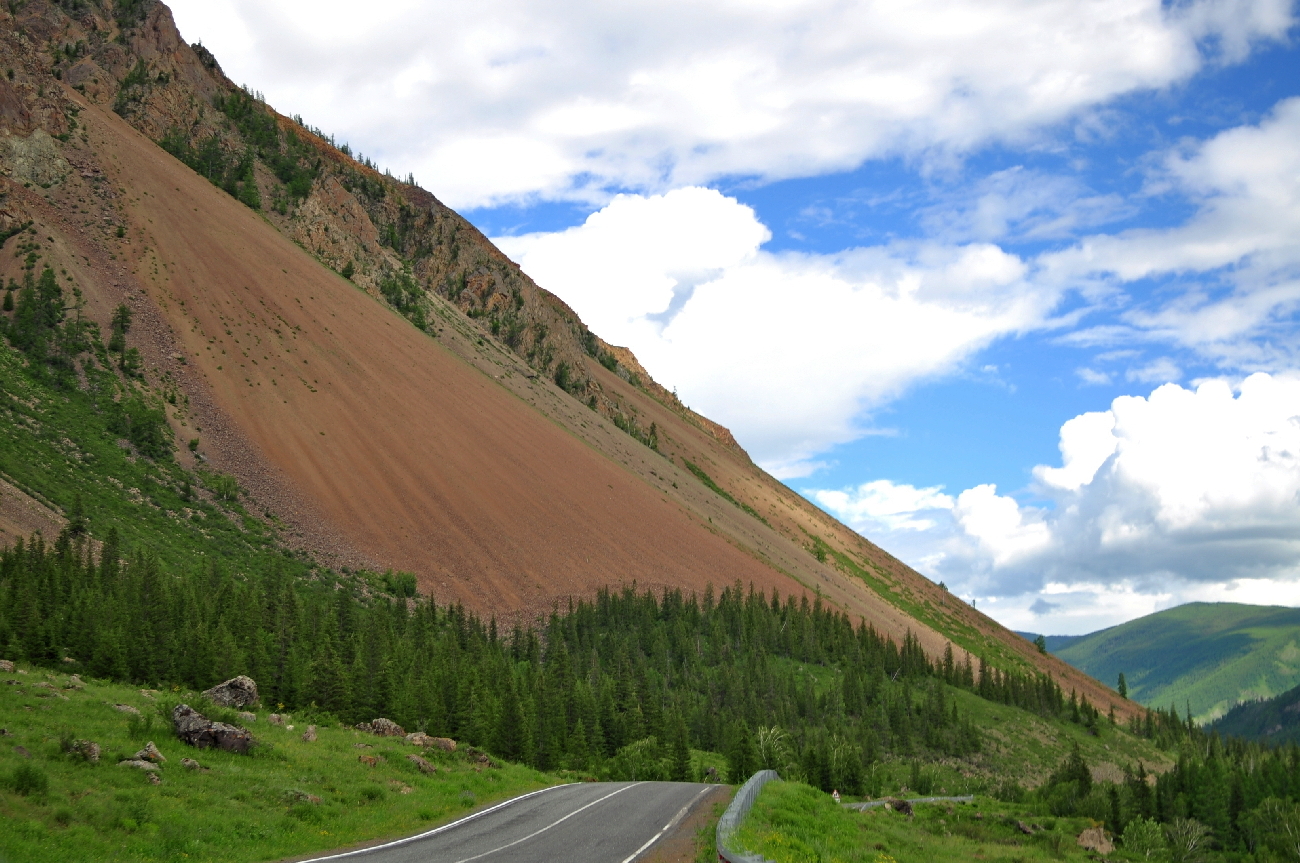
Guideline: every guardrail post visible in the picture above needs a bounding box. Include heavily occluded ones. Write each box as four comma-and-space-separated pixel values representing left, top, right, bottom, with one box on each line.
715, 769, 780, 863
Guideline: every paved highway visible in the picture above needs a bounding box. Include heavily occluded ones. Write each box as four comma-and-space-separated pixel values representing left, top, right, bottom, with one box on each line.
302, 781, 717, 863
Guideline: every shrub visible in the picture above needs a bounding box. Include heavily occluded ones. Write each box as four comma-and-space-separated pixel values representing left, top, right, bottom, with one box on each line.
202, 472, 240, 502
11, 762, 49, 796
1165, 817, 1211, 863
1122, 817, 1167, 860
381, 570, 418, 598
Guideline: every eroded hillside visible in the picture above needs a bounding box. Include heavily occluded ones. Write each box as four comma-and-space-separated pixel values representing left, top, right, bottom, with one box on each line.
0, 0, 1136, 719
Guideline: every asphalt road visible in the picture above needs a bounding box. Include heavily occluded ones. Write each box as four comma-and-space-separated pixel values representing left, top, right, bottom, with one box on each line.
301, 781, 718, 863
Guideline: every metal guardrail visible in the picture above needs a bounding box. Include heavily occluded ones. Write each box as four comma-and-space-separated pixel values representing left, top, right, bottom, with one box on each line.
715, 770, 780, 863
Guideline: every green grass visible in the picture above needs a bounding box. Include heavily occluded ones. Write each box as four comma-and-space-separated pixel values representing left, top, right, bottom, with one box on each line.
0, 341, 311, 578
801, 532, 1032, 676
951, 687, 1169, 789
1045, 602, 1300, 722
735, 781, 1103, 863
0, 663, 554, 862
681, 458, 770, 526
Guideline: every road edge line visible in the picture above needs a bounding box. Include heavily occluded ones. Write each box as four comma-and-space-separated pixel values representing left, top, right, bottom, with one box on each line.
619, 784, 718, 863
294, 783, 575, 861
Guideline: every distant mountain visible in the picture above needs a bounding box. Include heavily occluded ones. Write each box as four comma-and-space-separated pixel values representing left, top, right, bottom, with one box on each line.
1022, 603, 1300, 723
1212, 682, 1300, 744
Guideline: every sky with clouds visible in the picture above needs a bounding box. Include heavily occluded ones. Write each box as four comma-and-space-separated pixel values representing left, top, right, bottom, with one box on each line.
169, 0, 1300, 634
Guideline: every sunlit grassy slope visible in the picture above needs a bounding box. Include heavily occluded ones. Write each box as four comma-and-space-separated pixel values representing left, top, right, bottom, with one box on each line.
735, 781, 1102, 863
0, 663, 553, 863
1030, 602, 1300, 723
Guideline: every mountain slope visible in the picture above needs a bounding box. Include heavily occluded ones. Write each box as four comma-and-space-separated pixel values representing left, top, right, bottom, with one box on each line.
0, 0, 1135, 719
1212, 681, 1300, 744
1038, 603, 1300, 722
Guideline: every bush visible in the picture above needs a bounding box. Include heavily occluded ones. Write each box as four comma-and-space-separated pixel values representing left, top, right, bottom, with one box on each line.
381, 570, 417, 598
11, 762, 49, 796
203, 472, 240, 502
1165, 818, 1211, 863
108, 396, 172, 459
1122, 817, 1167, 860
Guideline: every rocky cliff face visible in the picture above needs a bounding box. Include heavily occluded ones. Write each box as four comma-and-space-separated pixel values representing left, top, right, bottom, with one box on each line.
10, 0, 742, 458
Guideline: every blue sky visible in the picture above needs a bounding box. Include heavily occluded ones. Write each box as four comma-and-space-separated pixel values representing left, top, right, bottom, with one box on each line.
171, 0, 1300, 634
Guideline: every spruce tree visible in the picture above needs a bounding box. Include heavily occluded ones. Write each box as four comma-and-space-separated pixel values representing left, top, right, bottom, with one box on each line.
670, 713, 691, 782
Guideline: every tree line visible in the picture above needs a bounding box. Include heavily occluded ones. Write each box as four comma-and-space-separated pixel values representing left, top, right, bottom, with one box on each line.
0, 523, 1101, 792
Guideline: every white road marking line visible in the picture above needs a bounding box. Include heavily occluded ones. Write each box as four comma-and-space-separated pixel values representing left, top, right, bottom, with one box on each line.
452, 782, 643, 863
295, 784, 575, 861
619, 784, 718, 863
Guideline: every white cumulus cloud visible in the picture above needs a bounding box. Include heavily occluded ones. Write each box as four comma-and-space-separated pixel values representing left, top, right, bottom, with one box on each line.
167, 0, 1294, 207
812, 373, 1300, 632
496, 188, 1054, 476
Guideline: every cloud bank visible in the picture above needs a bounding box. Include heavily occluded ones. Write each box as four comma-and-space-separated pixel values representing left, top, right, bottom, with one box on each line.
811, 373, 1300, 632
496, 188, 1049, 476
169, 0, 1293, 207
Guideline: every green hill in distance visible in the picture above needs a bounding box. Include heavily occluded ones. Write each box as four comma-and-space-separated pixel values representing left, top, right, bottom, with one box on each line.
1020, 602, 1300, 723
1212, 681, 1300, 744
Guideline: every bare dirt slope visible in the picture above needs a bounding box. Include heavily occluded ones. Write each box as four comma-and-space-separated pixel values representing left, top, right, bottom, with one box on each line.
73, 98, 808, 615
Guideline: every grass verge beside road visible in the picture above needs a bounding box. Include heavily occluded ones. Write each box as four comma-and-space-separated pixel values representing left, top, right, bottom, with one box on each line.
734, 781, 1103, 863
0, 664, 554, 862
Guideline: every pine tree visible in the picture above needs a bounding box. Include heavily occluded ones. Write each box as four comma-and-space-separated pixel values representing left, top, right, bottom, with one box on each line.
670, 713, 691, 782
727, 721, 757, 784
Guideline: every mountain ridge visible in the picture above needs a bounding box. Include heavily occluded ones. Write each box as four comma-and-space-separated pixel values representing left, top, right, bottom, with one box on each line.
0, 0, 1135, 719
1022, 602, 1300, 722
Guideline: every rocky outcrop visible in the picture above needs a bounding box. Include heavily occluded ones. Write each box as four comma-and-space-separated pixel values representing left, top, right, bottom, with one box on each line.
202, 676, 259, 708
1, 130, 70, 187
118, 758, 160, 772
1077, 827, 1113, 854
407, 754, 436, 774
0, 660, 13, 673
134, 741, 166, 763
66, 739, 100, 762
113, 703, 140, 715
172, 704, 253, 754
429, 736, 457, 752
357, 718, 404, 737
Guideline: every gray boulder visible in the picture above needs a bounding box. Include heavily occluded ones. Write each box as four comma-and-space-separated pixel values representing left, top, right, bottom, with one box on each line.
134, 741, 166, 763
357, 717, 404, 737
172, 704, 253, 755
201, 676, 258, 708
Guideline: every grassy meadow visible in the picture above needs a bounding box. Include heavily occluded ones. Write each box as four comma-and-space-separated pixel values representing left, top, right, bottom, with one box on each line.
735, 781, 1107, 863
0, 663, 554, 863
